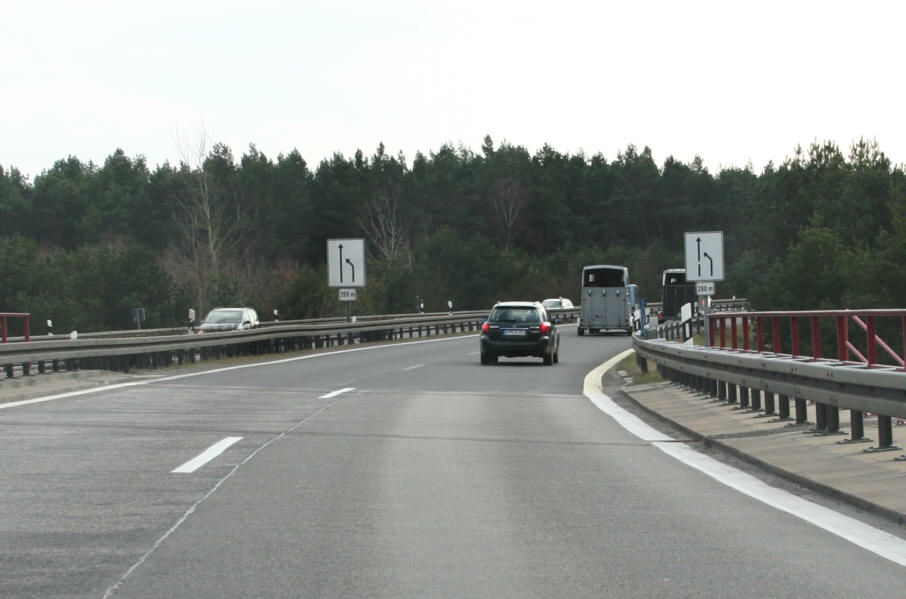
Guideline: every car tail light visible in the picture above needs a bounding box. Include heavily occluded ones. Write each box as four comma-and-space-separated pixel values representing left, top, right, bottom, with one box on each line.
540, 322, 551, 335
481, 321, 490, 334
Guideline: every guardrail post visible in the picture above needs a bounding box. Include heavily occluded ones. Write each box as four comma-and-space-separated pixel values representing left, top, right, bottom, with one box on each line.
872, 416, 898, 452
739, 385, 750, 409
828, 406, 840, 432
726, 383, 737, 405
778, 394, 790, 419
4, 364, 13, 378
848, 411, 868, 443
795, 398, 808, 424
749, 389, 761, 411
763, 391, 775, 415
815, 403, 827, 431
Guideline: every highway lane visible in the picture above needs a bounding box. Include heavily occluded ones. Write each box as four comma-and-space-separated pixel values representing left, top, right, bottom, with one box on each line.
1, 329, 905, 598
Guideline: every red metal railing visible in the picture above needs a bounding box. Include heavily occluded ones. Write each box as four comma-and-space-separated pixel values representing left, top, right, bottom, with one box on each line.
1, 312, 31, 343
707, 310, 906, 371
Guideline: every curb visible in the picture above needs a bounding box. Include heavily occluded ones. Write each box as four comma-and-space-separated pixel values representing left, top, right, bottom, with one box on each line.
618, 382, 906, 526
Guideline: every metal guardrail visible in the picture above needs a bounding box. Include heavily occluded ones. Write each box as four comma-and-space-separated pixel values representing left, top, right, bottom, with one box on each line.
3, 311, 490, 341
634, 308, 906, 455
0, 306, 583, 381
0, 312, 490, 379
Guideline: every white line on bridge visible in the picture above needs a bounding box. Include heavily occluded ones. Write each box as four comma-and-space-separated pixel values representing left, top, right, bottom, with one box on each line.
319, 387, 356, 399
1, 335, 475, 412
402, 364, 425, 371
171, 437, 243, 474
584, 350, 906, 569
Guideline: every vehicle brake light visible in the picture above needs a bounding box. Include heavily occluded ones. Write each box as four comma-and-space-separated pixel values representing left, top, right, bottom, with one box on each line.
481, 322, 490, 334
540, 322, 551, 335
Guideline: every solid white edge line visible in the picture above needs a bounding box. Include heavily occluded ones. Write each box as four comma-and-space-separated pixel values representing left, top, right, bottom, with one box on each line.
584, 349, 906, 568
319, 387, 356, 399
171, 437, 243, 474
1, 334, 477, 410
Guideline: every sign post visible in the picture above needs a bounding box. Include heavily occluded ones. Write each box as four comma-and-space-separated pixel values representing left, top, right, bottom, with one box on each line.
684, 232, 724, 282
327, 239, 365, 323
685, 232, 724, 346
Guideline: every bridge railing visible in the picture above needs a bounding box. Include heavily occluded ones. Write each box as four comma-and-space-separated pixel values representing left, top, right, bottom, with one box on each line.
634, 309, 906, 455
708, 309, 906, 369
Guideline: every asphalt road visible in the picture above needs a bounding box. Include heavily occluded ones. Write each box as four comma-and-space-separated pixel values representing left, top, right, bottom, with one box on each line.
1, 329, 904, 598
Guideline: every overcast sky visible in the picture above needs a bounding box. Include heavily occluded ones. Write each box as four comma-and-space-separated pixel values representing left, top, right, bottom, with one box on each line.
2, 0, 903, 180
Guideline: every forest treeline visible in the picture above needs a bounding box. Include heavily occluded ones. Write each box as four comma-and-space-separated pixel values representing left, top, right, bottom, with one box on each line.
1, 135, 904, 333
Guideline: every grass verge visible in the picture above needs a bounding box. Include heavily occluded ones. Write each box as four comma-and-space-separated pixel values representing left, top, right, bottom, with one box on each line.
618, 351, 665, 385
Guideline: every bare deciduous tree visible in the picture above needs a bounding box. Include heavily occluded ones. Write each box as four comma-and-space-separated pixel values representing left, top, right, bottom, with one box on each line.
361, 185, 410, 264
491, 177, 528, 250
170, 125, 249, 313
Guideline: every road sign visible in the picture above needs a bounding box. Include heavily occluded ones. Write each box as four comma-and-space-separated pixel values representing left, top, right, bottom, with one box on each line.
339, 289, 357, 301
696, 281, 715, 296
684, 231, 724, 282
327, 239, 366, 288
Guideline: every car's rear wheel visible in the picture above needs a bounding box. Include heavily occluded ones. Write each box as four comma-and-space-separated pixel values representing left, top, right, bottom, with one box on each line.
543, 352, 553, 365
480, 351, 497, 365
553, 350, 559, 364
577, 328, 584, 336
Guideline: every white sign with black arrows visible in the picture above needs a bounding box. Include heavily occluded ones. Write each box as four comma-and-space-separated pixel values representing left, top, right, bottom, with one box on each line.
327, 239, 366, 288
684, 231, 724, 282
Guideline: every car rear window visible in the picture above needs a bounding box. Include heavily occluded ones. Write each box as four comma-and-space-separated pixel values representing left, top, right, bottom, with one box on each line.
490, 307, 540, 323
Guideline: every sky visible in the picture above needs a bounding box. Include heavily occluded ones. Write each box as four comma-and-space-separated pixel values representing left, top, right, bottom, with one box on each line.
2, 0, 904, 180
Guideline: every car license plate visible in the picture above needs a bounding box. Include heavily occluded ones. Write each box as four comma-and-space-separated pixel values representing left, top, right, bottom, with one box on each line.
503, 329, 527, 336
